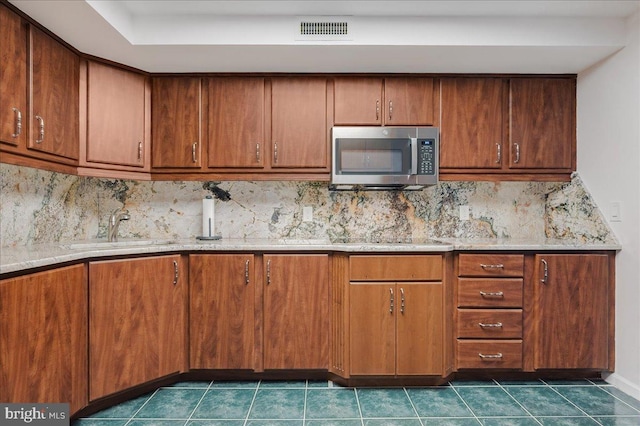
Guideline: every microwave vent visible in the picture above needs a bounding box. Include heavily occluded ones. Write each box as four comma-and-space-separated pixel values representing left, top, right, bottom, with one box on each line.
296, 17, 352, 41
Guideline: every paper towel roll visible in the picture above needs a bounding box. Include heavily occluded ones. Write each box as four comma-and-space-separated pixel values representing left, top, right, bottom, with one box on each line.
202, 196, 215, 237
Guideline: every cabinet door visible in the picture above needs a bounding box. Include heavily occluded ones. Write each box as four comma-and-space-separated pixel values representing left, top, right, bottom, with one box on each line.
208, 77, 265, 168
271, 77, 328, 169
189, 254, 255, 369
334, 77, 383, 125
349, 283, 396, 375
440, 78, 504, 169
534, 254, 609, 369
29, 26, 79, 160
0, 265, 87, 414
152, 77, 202, 168
384, 77, 435, 125
89, 255, 185, 400
509, 78, 575, 170
263, 254, 329, 369
396, 283, 443, 375
86, 61, 147, 168
0, 4, 27, 147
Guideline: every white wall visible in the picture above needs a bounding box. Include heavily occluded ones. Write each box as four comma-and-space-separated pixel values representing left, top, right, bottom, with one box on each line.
577, 10, 640, 398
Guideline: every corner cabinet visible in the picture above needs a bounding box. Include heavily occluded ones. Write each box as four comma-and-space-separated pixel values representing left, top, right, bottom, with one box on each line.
88, 255, 187, 400
0, 265, 87, 414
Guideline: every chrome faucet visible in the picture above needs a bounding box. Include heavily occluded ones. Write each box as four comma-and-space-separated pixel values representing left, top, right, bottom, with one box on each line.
108, 208, 130, 242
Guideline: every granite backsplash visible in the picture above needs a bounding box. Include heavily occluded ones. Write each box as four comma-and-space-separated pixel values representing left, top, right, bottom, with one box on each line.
0, 163, 617, 247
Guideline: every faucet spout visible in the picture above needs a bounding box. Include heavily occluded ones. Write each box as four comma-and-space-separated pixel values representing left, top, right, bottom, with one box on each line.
108, 208, 130, 242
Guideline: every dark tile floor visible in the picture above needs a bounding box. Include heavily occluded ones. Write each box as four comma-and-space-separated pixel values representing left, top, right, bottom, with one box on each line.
73, 379, 640, 426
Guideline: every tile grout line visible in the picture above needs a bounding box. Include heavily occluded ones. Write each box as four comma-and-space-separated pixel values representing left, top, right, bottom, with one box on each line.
353, 388, 365, 426
303, 380, 308, 424
495, 381, 543, 425
181, 380, 214, 426
596, 385, 640, 414
242, 380, 261, 426
403, 387, 425, 426
448, 381, 484, 425
122, 387, 161, 426
540, 380, 604, 425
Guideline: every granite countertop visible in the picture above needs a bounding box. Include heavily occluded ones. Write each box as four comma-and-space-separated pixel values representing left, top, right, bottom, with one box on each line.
0, 237, 621, 276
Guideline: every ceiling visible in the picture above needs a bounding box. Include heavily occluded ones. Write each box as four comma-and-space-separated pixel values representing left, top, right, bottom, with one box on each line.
8, 0, 640, 74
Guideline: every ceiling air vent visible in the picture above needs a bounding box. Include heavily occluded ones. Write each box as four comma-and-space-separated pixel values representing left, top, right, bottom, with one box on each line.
296, 17, 352, 41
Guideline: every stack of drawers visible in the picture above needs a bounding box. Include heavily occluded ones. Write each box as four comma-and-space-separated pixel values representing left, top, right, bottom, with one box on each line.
456, 254, 524, 369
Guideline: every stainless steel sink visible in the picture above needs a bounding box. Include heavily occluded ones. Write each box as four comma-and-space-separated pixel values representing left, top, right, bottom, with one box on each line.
60, 239, 176, 250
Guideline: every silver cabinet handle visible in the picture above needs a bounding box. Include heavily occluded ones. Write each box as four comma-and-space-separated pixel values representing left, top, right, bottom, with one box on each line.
388, 100, 393, 121
266, 259, 271, 285
514, 142, 520, 163
400, 287, 405, 314
389, 288, 394, 313
256, 143, 260, 162
478, 353, 503, 359
496, 143, 501, 164
541, 258, 548, 284
479, 291, 505, 298
478, 322, 503, 328
192, 142, 198, 163
138, 141, 143, 161
12, 108, 22, 138
273, 142, 278, 164
375, 99, 380, 121
480, 264, 504, 270
35, 115, 44, 143
245, 259, 250, 285
172, 260, 179, 285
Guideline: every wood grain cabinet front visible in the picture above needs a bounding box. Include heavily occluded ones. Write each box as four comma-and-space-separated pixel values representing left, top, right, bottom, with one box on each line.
0, 265, 87, 414
88, 255, 187, 400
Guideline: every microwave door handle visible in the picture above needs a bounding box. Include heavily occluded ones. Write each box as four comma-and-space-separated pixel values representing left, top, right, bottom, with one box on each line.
410, 138, 418, 175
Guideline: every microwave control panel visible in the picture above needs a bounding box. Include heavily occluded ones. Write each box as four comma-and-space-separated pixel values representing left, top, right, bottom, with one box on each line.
418, 139, 436, 175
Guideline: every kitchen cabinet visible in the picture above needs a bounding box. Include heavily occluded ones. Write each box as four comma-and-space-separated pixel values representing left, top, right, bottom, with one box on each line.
89, 255, 186, 400
0, 4, 27, 149
509, 78, 575, 171
29, 25, 80, 162
533, 254, 610, 370
271, 77, 329, 169
189, 254, 255, 369
348, 255, 444, 376
81, 61, 150, 176
208, 77, 265, 169
152, 77, 203, 169
440, 78, 505, 169
263, 254, 329, 369
0, 265, 87, 414
333, 77, 436, 126
455, 254, 524, 369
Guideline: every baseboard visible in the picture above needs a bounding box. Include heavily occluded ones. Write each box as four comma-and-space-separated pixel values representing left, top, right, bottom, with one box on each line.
603, 372, 640, 400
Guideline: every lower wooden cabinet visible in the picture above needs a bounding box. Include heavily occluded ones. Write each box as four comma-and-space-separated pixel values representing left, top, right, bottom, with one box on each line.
88, 255, 187, 400
263, 254, 330, 369
0, 264, 87, 414
189, 254, 256, 369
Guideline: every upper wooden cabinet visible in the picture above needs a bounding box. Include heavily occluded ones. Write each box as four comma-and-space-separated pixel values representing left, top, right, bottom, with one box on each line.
152, 77, 202, 169
0, 4, 27, 149
81, 61, 150, 176
334, 77, 436, 126
0, 264, 87, 414
440, 78, 505, 169
208, 77, 265, 169
29, 26, 80, 162
271, 77, 329, 169
509, 78, 575, 170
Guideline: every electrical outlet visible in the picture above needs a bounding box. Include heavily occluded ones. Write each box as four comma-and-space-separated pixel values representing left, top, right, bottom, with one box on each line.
303, 206, 313, 222
459, 205, 470, 221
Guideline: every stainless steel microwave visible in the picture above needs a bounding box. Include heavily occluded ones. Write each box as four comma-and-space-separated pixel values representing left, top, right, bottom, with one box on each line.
330, 126, 439, 190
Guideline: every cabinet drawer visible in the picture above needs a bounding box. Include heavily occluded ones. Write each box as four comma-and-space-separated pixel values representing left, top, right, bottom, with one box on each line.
350, 255, 442, 281
457, 309, 522, 338
458, 254, 524, 277
457, 340, 522, 369
457, 278, 523, 308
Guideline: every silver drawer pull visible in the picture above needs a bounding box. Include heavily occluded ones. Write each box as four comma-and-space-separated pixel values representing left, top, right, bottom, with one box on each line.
478, 352, 503, 359
478, 322, 503, 328
479, 291, 504, 298
480, 263, 504, 269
